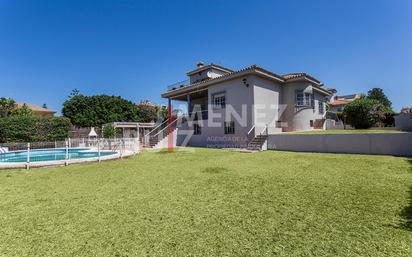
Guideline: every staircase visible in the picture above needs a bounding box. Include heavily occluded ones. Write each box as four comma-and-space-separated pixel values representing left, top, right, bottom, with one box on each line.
246, 125, 268, 151
141, 116, 184, 149
314, 119, 325, 129
247, 135, 268, 151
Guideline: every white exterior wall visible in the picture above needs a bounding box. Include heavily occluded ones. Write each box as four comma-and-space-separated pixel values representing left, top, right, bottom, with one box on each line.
208, 68, 227, 79
181, 76, 255, 148
173, 76, 330, 148
252, 75, 283, 135
189, 68, 227, 84
281, 82, 327, 132
395, 113, 412, 131
268, 133, 412, 157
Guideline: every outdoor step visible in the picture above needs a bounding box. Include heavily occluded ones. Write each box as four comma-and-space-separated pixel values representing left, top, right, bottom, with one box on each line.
247, 134, 268, 151
252, 139, 266, 142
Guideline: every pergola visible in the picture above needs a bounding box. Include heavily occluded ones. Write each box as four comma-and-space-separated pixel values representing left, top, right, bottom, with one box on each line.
104, 122, 156, 139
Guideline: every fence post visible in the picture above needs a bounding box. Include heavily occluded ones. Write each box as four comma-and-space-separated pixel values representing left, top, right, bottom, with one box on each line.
68, 137, 71, 148
120, 139, 124, 159
65, 140, 69, 166
26, 143, 30, 170
98, 139, 101, 163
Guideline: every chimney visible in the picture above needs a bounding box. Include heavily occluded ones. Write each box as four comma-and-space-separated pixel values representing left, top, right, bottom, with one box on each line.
196, 61, 205, 68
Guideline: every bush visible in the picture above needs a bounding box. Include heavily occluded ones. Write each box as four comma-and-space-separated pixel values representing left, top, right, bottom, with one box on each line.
0, 116, 71, 143
343, 98, 385, 129
102, 124, 116, 138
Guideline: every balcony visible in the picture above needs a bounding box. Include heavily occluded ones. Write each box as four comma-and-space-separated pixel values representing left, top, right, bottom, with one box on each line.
167, 79, 190, 91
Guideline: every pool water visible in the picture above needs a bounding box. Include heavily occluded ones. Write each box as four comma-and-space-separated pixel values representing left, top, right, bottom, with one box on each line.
0, 148, 117, 163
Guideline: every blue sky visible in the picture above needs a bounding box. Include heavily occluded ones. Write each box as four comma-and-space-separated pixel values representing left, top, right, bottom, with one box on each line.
0, 0, 411, 113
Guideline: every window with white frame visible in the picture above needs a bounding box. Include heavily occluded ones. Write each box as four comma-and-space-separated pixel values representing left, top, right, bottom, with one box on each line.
318, 101, 324, 114
224, 121, 235, 134
296, 90, 314, 107
212, 92, 226, 108
305, 93, 311, 106
193, 124, 201, 135
296, 90, 304, 106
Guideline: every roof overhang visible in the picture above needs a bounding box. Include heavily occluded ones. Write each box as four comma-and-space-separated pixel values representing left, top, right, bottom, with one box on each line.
186, 64, 234, 76
312, 85, 333, 96
283, 76, 322, 86
162, 65, 329, 99
162, 66, 285, 99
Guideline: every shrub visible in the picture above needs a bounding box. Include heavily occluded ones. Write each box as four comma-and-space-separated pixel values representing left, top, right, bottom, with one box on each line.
0, 116, 71, 143
343, 98, 385, 129
336, 111, 344, 121
102, 124, 116, 138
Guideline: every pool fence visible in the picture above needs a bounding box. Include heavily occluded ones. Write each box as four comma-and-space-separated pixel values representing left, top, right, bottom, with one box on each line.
0, 138, 140, 169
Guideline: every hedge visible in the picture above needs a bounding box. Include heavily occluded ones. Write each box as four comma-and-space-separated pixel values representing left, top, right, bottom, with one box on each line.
0, 116, 71, 143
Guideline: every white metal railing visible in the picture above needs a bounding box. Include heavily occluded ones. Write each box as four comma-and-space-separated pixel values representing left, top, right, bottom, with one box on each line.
260, 124, 269, 136
152, 116, 184, 138
247, 125, 256, 136
145, 119, 169, 137
167, 79, 190, 91
247, 124, 268, 138
141, 116, 187, 148
0, 138, 139, 169
142, 118, 170, 146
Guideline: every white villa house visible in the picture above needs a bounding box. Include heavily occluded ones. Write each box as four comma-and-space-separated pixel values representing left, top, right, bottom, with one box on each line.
146, 62, 335, 150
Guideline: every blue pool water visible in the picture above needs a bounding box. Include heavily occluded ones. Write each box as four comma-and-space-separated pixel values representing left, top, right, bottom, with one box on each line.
0, 148, 117, 163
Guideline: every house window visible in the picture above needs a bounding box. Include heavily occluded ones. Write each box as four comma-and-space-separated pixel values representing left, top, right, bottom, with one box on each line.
224, 121, 235, 134
318, 101, 324, 114
212, 92, 226, 108
296, 90, 314, 107
296, 90, 304, 106
193, 124, 201, 135
305, 93, 312, 106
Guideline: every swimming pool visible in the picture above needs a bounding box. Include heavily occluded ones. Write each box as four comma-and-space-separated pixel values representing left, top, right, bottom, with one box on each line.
0, 148, 117, 163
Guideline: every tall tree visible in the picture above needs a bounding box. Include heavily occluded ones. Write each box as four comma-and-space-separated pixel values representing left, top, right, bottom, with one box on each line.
136, 100, 167, 123
11, 104, 33, 117
367, 88, 392, 107
62, 94, 141, 127
0, 97, 17, 118
343, 98, 385, 129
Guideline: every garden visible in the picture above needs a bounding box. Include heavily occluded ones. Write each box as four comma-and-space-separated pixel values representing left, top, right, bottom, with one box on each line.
0, 148, 411, 256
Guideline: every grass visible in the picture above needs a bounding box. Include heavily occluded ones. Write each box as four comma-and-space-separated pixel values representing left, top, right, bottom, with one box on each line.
0, 148, 411, 256
287, 129, 404, 134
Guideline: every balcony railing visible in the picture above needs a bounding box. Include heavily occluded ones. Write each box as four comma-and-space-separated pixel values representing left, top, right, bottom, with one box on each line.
167, 79, 190, 91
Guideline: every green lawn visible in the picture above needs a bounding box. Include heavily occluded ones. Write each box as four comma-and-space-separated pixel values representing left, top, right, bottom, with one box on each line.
287, 129, 403, 134
0, 148, 411, 256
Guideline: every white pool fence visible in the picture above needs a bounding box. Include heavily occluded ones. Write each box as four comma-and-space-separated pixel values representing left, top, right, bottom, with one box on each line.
0, 138, 140, 169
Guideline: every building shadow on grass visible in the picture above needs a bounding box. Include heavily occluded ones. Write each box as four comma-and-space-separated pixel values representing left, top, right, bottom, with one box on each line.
399, 159, 412, 231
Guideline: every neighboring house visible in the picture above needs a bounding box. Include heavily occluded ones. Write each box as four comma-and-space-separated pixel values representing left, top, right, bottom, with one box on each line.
328, 94, 362, 112
395, 108, 412, 131
17, 103, 56, 117
158, 62, 334, 148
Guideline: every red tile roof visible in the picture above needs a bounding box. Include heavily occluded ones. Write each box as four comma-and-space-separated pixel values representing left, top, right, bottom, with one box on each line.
329, 99, 352, 106
162, 64, 328, 98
